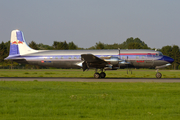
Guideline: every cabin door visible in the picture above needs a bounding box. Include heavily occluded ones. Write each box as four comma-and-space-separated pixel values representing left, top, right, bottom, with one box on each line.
146, 53, 154, 67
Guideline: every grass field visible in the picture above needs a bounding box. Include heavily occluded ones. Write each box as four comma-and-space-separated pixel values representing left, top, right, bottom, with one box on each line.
0, 81, 180, 120
0, 69, 180, 78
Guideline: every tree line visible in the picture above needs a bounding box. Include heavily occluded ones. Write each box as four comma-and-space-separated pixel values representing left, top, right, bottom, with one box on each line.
0, 37, 179, 69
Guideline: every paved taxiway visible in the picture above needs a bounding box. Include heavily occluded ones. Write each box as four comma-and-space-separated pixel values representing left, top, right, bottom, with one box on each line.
1, 77, 180, 82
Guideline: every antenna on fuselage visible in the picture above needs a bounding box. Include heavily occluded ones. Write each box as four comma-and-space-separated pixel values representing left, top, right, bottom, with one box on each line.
118, 48, 121, 68
118, 48, 120, 59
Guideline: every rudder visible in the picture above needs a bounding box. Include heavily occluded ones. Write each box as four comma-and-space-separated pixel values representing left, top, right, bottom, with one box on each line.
9, 30, 20, 56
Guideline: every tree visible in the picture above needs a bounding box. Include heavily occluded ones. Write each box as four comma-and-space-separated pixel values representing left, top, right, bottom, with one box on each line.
29, 41, 39, 50
171, 45, 180, 69
95, 42, 105, 49
121, 37, 149, 49
88, 37, 149, 50
37, 43, 53, 50
0, 42, 8, 62
53, 41, 69, 50
68, 41, 78, 50
122, 37, 134, 48
161, 45, 172, 57
53, 41, 59, 49
160, 45, 180, 70
128, 42, 142, 49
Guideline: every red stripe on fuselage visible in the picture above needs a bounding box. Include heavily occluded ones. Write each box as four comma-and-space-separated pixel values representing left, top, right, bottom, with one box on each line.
136, 60, 144, 63
118, 53, 156, 55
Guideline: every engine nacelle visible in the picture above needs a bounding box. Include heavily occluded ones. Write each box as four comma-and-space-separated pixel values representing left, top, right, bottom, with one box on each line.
104, 66, 118, 70
104, 57, 119, 66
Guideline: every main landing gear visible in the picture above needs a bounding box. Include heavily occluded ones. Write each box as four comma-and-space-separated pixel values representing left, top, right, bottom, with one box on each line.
94, 69, 106, 79
156, 69, 162, 79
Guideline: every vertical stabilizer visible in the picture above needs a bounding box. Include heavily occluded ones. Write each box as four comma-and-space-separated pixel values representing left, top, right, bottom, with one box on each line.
9, 30, 37, 56
9, 30, 20, 56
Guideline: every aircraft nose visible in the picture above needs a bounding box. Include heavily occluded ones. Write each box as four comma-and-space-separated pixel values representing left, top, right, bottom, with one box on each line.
163, 56, 174, 63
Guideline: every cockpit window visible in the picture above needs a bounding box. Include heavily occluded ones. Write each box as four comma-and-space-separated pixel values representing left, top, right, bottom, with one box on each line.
159, 52, 163, 56
155, 52, 163, 56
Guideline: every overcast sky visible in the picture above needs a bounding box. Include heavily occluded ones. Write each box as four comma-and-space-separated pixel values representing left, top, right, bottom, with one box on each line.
0, 0, 180, 49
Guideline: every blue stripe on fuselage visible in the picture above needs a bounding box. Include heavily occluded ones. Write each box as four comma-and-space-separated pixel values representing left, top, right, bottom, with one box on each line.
20, 54, 161, 61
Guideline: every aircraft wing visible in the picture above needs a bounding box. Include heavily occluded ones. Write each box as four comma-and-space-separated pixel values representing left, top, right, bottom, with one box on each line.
81, 54, 107, 63
81, 54, 108, 71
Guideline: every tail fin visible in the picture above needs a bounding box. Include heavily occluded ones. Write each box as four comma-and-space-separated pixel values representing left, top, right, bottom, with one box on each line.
9, 30, 37, 56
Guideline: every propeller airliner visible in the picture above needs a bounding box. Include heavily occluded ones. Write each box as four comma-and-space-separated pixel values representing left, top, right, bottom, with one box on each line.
5, 30, 174, 78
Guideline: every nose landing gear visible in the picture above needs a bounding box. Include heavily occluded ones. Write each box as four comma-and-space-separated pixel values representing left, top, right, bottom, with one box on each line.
156, 69, 162, 78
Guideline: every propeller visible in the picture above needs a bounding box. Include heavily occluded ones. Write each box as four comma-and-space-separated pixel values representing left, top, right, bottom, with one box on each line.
127, 56, 128, 74
118, 48, 132, 74
126, 56, 132, 74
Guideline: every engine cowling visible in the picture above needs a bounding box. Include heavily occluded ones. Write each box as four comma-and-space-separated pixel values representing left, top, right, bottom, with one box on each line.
104, 57, 119, 66
104, 57, 129, 66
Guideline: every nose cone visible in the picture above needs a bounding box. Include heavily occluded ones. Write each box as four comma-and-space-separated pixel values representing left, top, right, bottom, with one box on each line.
163, 56, 174, 63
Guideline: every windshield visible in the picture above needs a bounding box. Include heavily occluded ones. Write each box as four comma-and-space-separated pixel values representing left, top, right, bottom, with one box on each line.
159, 52, 163, 56
155, 52, 163, 56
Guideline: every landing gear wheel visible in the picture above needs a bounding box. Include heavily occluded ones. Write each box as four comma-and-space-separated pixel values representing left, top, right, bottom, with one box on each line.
156, 72, 162, 79
100, 72, 106, 78
94, 73, 100, 79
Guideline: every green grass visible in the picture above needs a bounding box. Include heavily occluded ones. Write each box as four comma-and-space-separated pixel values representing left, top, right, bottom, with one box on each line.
0, 81, 180, 119
0, 69, 180, 78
